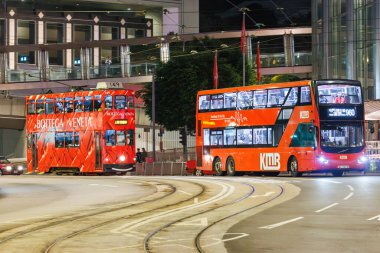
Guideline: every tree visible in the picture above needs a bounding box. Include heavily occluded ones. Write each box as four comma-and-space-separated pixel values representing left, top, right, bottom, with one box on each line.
139, 41, 254, 133
270, 74, 301, 83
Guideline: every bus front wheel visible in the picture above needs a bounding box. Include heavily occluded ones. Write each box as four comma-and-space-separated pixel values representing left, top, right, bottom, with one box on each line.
213, 157, 224, 176
289, 157, 302, 177
226, 157, 236, 176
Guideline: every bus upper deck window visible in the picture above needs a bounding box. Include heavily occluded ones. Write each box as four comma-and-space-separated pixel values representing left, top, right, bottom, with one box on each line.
199, 95, 210, 110
27, 100, 36, 114
55, 98, 64, 113
74, 97, 83, 112
105, 95, 113, 110
94, 95, 102, 111
115, 95, 127, 110
84, 96, 93, 112
301, 86, 311, 103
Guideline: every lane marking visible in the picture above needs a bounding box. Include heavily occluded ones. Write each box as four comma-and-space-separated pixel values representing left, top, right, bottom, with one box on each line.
343, 192, 354, 200
347, 185, 354, 191
202, 233, 250, 247
320, 180, 342, 184
194, 197, 199, 204
260, 217, 304, 229
315, 203, 339, 213
178, 190, 193, 196
368, 215, 380, 221
250, 191, 275, 199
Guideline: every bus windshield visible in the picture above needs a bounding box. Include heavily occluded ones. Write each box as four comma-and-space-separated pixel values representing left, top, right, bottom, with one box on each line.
318, 84, 362, 105
320, 124, 364, 149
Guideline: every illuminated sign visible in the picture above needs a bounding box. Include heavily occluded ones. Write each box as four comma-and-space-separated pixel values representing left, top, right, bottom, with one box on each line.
115, 119, 128, 125
328, 108, 356, 117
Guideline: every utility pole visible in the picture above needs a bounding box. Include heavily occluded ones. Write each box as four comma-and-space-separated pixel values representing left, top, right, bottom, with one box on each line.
152, 72, 156, 161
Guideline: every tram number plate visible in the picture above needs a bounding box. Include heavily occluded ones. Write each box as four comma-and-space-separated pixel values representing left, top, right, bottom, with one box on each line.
338, 165, 349, 169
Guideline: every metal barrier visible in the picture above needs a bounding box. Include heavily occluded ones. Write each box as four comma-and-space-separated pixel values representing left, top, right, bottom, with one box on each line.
366, 141, 380, 172
132, 162, 191, 176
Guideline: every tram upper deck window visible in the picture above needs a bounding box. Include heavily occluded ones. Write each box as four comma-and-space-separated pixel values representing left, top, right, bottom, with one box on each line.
36, 100, 45, 114
65, 97, 74, 113
128, 96, 134, 109
55, 98, 64, 113
105, 95, 113, 110
94, 95, 102, 111
27, 100, 35, 114
115, 95, 127, 110
84, 96, 93, 112
45, 99, 54, 114
74, 97, 83, 112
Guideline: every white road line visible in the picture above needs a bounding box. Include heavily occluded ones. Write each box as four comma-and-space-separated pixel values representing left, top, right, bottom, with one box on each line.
89, 184, 118, 188
320, 180, 342, 184
194, 197, 199, 204
315, 203, 339, 213
250, 191, 275, 199
343, 192, 354, 200
367, 215, 380, 221
259, 217, 304, 229
178, 190, 193, 196
347, 185, 354, 191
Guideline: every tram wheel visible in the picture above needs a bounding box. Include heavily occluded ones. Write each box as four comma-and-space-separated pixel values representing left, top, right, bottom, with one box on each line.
289, 157, 302, 177
213, 157, 224, 176
226, 156, 236, 176
195, 169, 204, 176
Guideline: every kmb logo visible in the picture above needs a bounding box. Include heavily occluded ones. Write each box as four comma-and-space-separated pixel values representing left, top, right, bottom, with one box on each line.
260, 153, 280, 170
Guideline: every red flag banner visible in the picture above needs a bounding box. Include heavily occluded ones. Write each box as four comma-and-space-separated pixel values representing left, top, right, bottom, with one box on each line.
213, 50, 218, 89
256, 42, 261, 82
240, 14, 246, 53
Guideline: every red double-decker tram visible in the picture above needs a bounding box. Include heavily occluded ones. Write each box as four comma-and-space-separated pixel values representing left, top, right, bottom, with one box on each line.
26, 87, 135, 174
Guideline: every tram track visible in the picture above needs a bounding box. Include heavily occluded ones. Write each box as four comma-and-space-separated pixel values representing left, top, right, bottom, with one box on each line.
0, 178, 206, 253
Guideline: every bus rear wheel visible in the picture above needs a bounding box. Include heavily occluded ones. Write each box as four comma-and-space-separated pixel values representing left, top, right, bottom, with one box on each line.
213, 157, 224, 176
226, 157, 236, 176
289, 157, 302, 177
332, 171, 343, 177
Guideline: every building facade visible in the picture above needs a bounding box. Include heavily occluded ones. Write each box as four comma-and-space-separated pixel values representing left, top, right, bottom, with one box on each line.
312, 0, 378, 100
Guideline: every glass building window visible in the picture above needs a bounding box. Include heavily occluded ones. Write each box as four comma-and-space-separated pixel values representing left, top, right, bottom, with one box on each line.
101, 26, 120, 64
46, 23, 64, 65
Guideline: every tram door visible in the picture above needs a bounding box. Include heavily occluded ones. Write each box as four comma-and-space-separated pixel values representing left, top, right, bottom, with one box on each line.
95, 132, 102, 171
31, 133, 38, 170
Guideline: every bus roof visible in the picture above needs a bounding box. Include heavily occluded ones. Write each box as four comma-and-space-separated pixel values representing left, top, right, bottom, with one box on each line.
26, 89, 135, 100
197, 80, 311, 96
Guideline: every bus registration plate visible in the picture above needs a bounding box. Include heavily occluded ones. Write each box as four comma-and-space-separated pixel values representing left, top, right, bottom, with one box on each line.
338, 165, 349, 169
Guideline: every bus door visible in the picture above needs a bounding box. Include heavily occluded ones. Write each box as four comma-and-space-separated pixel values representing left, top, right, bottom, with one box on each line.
31, 133, 38, 170
95, 132, 102, 171
290, 123, 316, 171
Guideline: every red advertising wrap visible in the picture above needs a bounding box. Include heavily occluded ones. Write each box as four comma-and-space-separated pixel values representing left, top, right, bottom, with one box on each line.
26, 89, 136, 174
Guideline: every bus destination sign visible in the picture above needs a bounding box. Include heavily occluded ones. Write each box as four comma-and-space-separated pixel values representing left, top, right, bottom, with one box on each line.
328, 108, 356, 118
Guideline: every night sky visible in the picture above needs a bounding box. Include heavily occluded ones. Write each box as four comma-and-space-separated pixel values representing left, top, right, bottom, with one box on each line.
199, 0, 311, 32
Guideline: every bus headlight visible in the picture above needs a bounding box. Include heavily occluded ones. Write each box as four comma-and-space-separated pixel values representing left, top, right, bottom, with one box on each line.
17, 165, 24, 171
119, 155, 126, 162
318, 156, 328, 164
358, 156, 367, 164
6, 165, 12, 171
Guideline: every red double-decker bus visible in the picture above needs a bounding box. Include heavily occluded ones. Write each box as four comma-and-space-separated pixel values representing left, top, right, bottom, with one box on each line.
191, 79, 366, 177
26, 86, 135, 175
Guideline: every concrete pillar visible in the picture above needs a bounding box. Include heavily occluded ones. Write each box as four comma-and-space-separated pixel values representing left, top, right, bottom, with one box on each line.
322, 0, 330, 78
121, 45, 131, 77
8, 8, 16, 70
346, 0, 354, 79
375, 1, 380, 99
0, 53, 7, 83
65, 16, 73, 69
283, 33, 294, 67
93, 20, 100, 68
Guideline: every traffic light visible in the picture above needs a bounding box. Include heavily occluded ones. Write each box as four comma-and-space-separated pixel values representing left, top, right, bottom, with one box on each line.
179, 128, 187, 146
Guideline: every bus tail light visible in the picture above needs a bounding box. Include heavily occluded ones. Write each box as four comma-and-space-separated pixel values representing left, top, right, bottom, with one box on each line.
318, 156, 328, 164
